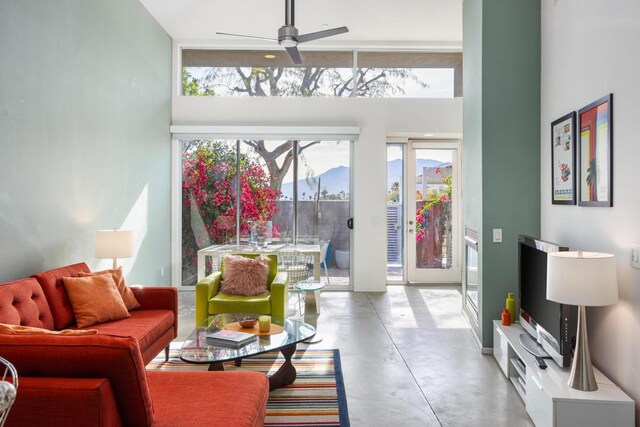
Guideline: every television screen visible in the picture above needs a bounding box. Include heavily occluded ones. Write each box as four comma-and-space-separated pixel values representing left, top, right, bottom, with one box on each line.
520, 244, 563, 344
518, 235, 576, 367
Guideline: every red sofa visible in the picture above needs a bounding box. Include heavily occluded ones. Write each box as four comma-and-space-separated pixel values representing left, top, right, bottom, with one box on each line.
5, 262, 177, 364
0, 263, 270, 426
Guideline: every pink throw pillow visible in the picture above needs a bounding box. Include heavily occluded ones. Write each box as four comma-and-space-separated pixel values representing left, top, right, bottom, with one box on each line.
221, 255, 270, 296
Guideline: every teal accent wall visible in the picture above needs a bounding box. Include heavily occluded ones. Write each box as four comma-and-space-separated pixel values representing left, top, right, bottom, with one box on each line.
0, 0, 172, 284
463, 0, 541, 346
462, 0, 484, 338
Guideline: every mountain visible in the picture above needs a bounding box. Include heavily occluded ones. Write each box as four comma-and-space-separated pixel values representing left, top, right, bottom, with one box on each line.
386, 158, 445, 188
279, 159, 446, 199
280, 166, 349, 199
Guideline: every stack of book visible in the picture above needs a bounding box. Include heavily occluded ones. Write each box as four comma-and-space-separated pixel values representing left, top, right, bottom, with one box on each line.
206, 329, 257, 348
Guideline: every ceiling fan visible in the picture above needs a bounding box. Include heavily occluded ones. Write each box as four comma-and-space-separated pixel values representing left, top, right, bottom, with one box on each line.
216, 0, 349, 65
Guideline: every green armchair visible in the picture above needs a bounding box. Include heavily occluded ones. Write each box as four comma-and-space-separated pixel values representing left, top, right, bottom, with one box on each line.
195, 254, 288, 326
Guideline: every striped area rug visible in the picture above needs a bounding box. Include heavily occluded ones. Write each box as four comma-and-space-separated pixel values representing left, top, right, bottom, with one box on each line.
148, 348, 350, 427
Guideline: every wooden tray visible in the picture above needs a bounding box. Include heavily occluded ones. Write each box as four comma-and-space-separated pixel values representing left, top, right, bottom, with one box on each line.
224, 322, 284, 336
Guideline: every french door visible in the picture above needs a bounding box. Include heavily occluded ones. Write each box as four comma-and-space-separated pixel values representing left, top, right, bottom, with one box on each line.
387, 140, 461, 284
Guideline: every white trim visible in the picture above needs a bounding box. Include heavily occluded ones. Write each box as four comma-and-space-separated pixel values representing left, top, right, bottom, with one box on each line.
175, 40, 462, 52
170, 125, 360, 141
406, 139, 462, 284
171, 138, 184, 289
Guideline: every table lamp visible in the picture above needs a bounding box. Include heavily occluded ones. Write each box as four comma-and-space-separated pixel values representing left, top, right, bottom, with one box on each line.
546, 251, 618, 391
95, 229, 134, 269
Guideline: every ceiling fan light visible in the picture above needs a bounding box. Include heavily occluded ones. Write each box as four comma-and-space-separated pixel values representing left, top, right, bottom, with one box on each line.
279, 38, 297, 48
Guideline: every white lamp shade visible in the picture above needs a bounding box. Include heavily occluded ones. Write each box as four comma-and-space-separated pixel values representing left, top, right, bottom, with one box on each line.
547, 251, 618, 306
95, 230, 134, 259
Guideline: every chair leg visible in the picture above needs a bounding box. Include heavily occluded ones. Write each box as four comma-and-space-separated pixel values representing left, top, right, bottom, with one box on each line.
164, 345, 170, 362
322, 262, 331, 285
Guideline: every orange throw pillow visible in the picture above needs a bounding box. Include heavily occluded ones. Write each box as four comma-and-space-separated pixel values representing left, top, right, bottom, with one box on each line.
62, 273, 131, 328
78, 267, 140, 311
0, 323, 98, 335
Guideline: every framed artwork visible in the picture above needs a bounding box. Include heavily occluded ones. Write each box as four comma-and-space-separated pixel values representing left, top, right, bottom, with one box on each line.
578, 94, 613, 207
551, 112, 576, 205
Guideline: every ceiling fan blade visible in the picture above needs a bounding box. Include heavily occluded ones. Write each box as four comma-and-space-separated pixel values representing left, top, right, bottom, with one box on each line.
216, 32, 277, 41
297, 26, 349, 43
285, 46, 302, 65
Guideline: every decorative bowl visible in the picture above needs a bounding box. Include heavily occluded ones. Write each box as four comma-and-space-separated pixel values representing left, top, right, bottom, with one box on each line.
239, 318, 258, 328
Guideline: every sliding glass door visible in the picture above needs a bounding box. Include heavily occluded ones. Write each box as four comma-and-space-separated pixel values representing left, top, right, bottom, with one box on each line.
180, 138, 351, 288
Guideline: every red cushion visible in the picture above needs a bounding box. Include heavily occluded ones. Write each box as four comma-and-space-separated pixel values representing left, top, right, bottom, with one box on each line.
7, 377, 122, 427
148, 371, 269, 427
84, 309, 174, 353
31, 263, 90, 330
0, 278, 54, 330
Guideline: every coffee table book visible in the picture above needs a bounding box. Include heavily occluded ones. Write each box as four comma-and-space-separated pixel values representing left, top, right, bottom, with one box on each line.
206, 330, 257, 348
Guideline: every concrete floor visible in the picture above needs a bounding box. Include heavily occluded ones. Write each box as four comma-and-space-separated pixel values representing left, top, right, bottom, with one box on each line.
176, 286, 533, 427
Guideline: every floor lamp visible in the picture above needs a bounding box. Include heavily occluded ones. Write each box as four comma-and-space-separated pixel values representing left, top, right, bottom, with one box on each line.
95, 229, 134, 269
546, 251, 618, 391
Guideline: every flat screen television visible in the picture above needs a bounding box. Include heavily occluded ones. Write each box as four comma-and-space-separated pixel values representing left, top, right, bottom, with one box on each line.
518, 235, 577, 367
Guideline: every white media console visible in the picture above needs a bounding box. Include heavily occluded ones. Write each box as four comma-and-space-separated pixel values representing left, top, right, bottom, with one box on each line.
493, 321, 634, 427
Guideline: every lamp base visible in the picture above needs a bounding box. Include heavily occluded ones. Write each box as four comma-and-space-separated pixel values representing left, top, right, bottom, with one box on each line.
569, 305, 597, 391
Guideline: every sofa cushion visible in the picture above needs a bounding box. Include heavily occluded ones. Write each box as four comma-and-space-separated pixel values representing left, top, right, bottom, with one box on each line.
0, 323, 97, 335
148, 370, 269, 427
85, 309, 174, 353
8, 377, 122, 427
78, 267, 140, 311
62, 273, 131, 328
32, 263, 90, 330
0, 278, 54, 330
209, 293, 271, 315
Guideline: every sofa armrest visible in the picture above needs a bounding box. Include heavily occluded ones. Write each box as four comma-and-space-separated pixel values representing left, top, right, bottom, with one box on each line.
0, 334, 153, 427
130, 286, 177, 311
195, 272, 221, 326
270, 272, 288, 319
131, 286, 178, 338
9, 377, 122, 427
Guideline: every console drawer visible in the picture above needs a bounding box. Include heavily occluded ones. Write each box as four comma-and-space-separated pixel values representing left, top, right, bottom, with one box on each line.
526, 371, 553, 427
493, 324, 509, 377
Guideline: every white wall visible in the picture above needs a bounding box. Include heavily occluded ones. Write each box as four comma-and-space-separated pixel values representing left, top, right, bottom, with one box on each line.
172, 61, 463, 291
541, 0, 640, 420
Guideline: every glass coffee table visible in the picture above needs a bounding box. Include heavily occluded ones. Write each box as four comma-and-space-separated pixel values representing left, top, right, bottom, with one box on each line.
180, 313, 316, 390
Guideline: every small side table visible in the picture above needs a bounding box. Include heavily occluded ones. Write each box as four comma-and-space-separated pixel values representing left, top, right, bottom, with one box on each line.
294, 280, 325, 315
294, 280, 325, 344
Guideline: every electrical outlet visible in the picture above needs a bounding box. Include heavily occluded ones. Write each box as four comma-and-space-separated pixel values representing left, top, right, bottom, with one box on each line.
631, 243, 640, 269
493, 228, 503, 243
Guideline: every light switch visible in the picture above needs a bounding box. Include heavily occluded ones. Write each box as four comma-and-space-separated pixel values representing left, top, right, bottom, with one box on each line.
493, 228, 503, 243
631, 243, 640, 269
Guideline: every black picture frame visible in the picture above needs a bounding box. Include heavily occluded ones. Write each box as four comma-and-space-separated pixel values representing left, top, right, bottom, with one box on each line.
551, 112, 577, 205
577, 94, 613, 207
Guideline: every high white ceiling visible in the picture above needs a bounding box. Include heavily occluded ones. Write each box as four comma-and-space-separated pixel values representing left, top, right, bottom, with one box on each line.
139, 0, 462, 48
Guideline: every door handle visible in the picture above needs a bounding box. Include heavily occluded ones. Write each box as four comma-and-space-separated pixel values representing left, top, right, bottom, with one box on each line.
409, 229, 414, 233
347, 218, 354, 230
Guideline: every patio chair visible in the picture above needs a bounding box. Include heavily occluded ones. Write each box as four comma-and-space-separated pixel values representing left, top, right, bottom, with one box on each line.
279, 250, 313, 316
319, 240, 331, 285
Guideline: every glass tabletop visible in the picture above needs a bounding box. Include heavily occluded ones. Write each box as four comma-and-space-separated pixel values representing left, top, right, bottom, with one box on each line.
179, 313, 316, 364
294, 280, 325, 292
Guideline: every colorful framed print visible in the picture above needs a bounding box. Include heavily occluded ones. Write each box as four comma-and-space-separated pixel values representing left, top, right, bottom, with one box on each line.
578, 94, 613, 207
551, 112, 576, 205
